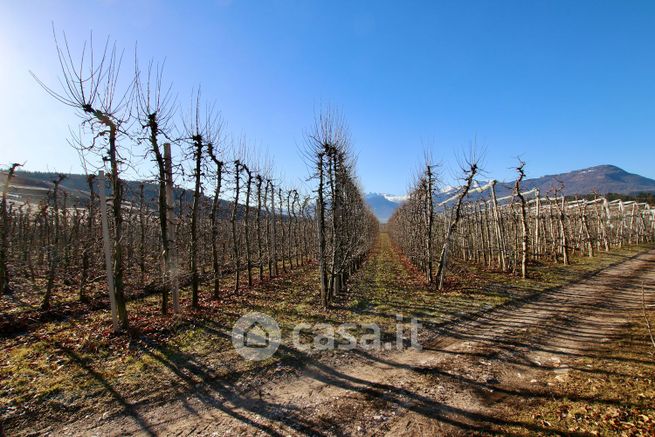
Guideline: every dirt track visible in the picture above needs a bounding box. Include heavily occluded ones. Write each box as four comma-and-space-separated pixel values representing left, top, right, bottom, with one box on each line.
56, 236, 655, 436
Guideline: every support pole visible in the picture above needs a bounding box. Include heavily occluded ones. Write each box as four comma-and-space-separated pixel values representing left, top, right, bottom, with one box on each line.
98, 171, 119, 332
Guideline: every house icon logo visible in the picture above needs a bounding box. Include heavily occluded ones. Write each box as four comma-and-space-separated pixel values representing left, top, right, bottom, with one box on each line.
231, 312, 281, 361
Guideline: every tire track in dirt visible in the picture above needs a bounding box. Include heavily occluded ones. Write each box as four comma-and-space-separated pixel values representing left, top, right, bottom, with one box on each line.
61, 236, 655, 436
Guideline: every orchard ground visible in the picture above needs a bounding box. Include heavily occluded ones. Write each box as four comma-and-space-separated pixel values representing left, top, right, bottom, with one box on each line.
1, 233, 654, 435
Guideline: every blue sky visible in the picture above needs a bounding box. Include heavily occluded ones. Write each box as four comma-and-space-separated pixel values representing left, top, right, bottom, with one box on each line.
1, 0, 654, 194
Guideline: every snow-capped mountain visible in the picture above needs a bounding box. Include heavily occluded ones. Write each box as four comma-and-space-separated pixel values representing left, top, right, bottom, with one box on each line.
364, 192, 407, 223
381, 193, 409, 203
365, 165, 655, 222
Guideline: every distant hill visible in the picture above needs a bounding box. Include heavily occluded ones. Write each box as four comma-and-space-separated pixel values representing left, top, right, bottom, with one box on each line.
492, 165, 655, 197
0, 170, 240, 217
1, 171, 110, 206
365, 165, 655, 222
4, 165, 654, 223
1, 170, 186, 207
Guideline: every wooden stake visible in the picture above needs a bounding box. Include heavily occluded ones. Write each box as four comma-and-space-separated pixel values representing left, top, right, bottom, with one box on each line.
98, 171, 119, 332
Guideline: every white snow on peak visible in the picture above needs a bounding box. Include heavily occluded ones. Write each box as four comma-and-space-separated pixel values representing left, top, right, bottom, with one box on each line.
383, 193, 408, 203
365, 192, 409, 203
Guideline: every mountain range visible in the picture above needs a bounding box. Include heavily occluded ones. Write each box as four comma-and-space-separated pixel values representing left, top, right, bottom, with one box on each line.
366, 165, 655, 222
3, 165, 654, 223
0, 170, 243, 218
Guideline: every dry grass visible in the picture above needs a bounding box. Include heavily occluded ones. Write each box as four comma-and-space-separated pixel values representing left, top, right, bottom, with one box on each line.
1, 234, 653, 434
495, 321, 655, 436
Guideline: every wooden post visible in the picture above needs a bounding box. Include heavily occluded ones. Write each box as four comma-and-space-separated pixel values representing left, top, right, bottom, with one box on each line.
618, 200, 625, 247
629, 203, 637, 245
603, 198, 612, 249
558, 196, 570, 265
490, 180, 507, 271
98, 171, 119, 332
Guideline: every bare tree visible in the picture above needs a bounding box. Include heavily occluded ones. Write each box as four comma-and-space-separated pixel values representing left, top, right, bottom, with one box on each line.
207, 142, 225, 299
550, 183, 570, 265
435, 158, 479, 290
424, 161, 436, 283
134, 58, 177, 313
243, 164, 254, 287
316, 151, 328, 307
268, 178, 278, 277
305, 109, 377, 307
183, 91, 219, 307
231, 159, 241, 293
255, 174, 264, 282
41, 175, 66, 311
33, 31, 131, 330
1, 163, 22, 295
78, 174, 96, 302
513, 160, 528, 279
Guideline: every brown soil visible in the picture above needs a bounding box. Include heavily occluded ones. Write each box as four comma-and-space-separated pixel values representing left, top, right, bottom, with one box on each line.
46, 236, 655, 436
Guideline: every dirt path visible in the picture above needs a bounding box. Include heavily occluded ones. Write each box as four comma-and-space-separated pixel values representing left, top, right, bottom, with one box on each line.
58, 235, 655, 436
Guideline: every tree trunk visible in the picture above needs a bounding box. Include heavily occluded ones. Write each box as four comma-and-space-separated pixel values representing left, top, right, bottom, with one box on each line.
243, 166, 253, 287
269, 180, 277, 277
79, 175, 95, 302
105, 120, 129, 330
231, 161, 241, 293
425, 165, 434, 283
190, 136, 203, 308
163, 143, 180, 312
436, 163, 478, 290
514, 162, 528, 279
210, 157, 223, 299
256, 176, 264, 282
42, 175, 65, 310
1, 164, 20, 295
317, 153, 328, 308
